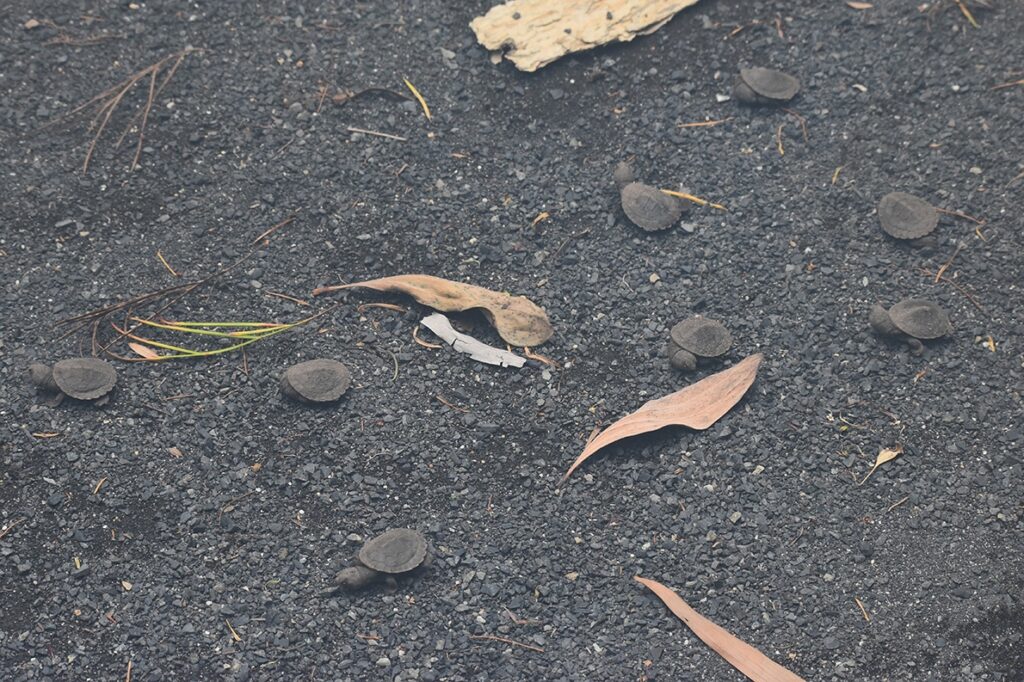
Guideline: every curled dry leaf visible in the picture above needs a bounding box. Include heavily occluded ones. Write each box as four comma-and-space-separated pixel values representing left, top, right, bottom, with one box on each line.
561, 354, 762, 483
635, 577, 806, 682
313, 274, 553, 347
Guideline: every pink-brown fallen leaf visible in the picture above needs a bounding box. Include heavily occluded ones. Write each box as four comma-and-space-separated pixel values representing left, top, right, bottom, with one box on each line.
128, 341, 162, 360
561, 354, 762, 483
635, 577, 806, 682
312, 274, 553, 346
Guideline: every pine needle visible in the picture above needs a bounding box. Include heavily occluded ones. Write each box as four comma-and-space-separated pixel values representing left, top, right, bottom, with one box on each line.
156, 250, 180, 277
660, 189, 727, 211
403, 78, 432, 121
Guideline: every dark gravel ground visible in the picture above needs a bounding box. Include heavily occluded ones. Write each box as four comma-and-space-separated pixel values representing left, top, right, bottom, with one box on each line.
1, 1, 1022, 680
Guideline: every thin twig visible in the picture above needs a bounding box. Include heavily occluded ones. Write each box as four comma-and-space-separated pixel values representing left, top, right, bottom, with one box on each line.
0, 518, 25, 540
934, 243, 964, 283
677, 117, 732, 128
130, 67, 158, 170
265, 291, 309, 306
469, 634, 544, 653
252, 213, 298, 245
552, 228, 591, 260
783, 108, 808, 142
935, 207, 985, 225
347, 126, 407, 141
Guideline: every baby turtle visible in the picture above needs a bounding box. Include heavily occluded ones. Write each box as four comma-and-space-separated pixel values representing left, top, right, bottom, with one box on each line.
29, 358, 117, 406
614, 161, 684, 232
334, 528, 431, 591
667, 317, 732, 371
877, 192, 939, 243
733, 67, 800, 106
869, 299, 950, 355
280, 359, 351, 403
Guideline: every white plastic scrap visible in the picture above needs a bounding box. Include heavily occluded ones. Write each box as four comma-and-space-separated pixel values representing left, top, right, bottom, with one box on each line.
420, 313, 526, 368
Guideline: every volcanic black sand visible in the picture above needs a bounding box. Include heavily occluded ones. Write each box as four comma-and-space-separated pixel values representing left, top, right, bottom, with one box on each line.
1, 1, 1022, 679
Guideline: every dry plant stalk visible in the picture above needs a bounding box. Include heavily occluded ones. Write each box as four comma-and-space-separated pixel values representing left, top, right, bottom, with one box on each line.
49, 48, 193, 172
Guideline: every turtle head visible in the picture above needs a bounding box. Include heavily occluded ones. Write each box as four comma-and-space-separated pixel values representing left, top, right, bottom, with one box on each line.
868, 304, 898, 336
28, 363, 58, 391
613, 161, 635, 190
334, 565, 379, 591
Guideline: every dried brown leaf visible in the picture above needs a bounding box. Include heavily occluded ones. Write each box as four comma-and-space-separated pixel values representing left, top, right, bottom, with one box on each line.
635, 577, 806, 682
128, 341, 162, 360
859, 445, 903, 485
561, 354, 762, 483
313, 274, 553, 346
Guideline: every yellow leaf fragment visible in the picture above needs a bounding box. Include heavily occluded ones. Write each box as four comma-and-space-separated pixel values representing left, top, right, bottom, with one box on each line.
859, 445, 903, 485
531, 211, 551, 227
403, 78, 432, 121
846, 1, 873, 9
831, 166, 843, 185
986, 336, 996, 352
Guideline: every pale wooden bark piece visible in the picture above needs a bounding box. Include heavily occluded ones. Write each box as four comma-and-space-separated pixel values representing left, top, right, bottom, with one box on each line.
470, 0, 701, 72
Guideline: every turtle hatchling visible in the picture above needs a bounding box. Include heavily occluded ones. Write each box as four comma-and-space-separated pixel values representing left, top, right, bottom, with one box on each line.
667, 317, 732, 371
614, 161, 684, 232
733, 67, 800, 105
280, 358, 351, 403
877, 192, 939, 244
869, 299, 950, 355
29, 358, 117, 407
334, 528, 431, 591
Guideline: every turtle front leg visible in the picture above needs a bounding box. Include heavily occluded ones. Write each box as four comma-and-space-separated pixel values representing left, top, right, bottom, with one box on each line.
904, 336, 925, 356
42, 391, 65, 408
669, 347, 697, 371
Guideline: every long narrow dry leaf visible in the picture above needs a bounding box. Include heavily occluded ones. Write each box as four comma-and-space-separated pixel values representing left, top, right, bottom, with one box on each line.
859, 445, 903, 485
403, 78, 432, 120
561, 354, 762, 483
313, 274, 553, 346
636, 577, 805, 681
846, 1, 873, 9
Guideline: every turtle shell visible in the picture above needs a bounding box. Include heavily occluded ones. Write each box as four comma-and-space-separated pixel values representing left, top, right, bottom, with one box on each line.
281, 359, 351, 402
358, 528, 427, 574
621, 183, 683, 232
51, 358, 117, 400
670, 318, 732, 358
888, 299, 950, 339
737, 67, 800, 102
877, 192, 938, 240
